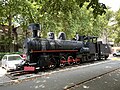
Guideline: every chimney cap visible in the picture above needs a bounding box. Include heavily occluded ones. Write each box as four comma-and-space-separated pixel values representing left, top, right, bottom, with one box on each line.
28, 23, 40, 31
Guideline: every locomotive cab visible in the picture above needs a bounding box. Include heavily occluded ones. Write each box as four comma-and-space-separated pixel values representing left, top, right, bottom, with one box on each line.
82, 36, 99, 61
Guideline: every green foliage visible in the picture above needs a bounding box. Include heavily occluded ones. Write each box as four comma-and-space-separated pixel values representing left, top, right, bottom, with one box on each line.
114, 10, 120, 44
39, 0, 107, 18
0, 0, 115, 52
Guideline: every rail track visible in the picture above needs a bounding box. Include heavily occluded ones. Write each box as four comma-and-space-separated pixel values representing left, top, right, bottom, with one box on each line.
6, 59, 109, 80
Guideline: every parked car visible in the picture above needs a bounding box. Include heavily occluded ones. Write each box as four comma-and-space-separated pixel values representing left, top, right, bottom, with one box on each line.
1, 54, 24, 71
113, 51, 120, 57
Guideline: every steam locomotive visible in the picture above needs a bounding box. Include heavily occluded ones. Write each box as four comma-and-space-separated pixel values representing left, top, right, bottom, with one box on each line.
22, 23, 111, 71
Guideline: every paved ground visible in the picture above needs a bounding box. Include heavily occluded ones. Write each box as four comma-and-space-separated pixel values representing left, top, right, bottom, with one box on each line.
0, 67, 6, 77
70, 69, 120, 90
0, 59, 120, 90
0, 67, 11, 84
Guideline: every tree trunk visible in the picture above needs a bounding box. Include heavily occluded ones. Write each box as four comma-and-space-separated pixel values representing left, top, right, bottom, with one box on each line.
8, 15, 13, 52
13, 28, 18, 52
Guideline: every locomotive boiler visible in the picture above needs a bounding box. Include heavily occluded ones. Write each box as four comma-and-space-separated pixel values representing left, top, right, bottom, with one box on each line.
23, 23, 111, 71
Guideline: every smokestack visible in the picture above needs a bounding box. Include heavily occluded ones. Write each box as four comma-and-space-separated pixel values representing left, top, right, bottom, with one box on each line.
28, 23, 41, 38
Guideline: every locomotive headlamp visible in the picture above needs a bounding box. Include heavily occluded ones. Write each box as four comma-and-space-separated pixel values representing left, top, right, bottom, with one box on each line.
28, 23, 41, 37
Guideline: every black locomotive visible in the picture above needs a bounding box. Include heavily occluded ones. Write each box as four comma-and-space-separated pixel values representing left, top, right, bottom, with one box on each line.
23, 23, 111, 71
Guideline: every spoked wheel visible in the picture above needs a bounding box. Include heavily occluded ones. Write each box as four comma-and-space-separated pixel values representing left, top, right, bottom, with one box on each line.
48, 58, 57, 70
67, 56, 73, 65
59, 57, 66, 68
75, 58, 81, 65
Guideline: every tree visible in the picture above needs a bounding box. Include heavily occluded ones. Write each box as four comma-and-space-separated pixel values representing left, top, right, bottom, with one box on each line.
0, 0, 39, 52
114, 9, 120, 44
0, 0, 111, 52
39, 0, 107, 18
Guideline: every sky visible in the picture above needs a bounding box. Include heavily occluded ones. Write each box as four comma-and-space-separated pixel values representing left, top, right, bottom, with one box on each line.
99, 0, 120, 11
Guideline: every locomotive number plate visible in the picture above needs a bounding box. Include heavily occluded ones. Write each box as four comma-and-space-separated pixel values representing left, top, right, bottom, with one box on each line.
24, 66, 35, 71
